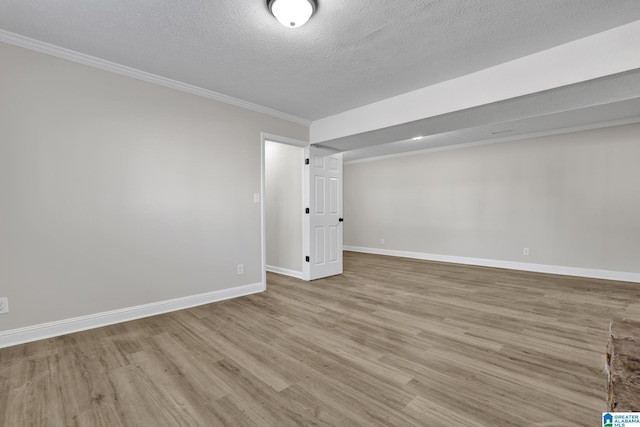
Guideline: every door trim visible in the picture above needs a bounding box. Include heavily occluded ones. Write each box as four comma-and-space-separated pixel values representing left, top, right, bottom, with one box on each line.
260, 133, 309, 287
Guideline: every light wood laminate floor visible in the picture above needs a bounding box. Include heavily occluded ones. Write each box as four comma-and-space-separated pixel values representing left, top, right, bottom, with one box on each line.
2, 252, 640, 426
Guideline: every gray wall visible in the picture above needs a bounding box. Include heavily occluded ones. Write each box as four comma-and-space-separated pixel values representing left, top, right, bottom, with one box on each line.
344, 123, 640, 274
0, 42, 307, 331
265, 141, 303, 274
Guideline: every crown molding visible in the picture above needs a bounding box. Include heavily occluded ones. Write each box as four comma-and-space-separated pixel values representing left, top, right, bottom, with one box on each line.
0, 29, 311, 126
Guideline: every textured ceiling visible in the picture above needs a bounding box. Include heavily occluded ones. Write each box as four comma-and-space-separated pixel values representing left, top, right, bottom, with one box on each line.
330, 67, 640, 161
342, 98, 640, 163
0, 0, 639, 121
320, 70, 640, 152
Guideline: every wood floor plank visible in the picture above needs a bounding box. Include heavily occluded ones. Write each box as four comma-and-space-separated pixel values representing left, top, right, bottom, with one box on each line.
1, 251, 637, 426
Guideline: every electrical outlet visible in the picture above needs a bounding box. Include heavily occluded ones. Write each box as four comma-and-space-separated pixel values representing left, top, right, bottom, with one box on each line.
380, 238, 385, 244
523, 248, 530, 256
0, 297, 8, 314
237, 264, 244, 275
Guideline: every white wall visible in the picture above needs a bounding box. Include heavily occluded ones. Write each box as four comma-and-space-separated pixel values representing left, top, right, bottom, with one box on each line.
344, 123, 640, 278
265, 141, 303, 275
0, 42, 307, 333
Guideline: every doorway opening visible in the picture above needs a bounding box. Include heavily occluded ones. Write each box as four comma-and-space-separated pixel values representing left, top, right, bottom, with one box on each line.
261, 135, 307, 288
264, 139, 305, 280
260, 134, 344, 287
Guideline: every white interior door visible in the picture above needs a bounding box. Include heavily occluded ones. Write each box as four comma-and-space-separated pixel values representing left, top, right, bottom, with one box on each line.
303, 145, 343, 280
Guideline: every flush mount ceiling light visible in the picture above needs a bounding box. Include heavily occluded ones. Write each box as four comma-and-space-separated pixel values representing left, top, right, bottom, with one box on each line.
268, 0, 317, 28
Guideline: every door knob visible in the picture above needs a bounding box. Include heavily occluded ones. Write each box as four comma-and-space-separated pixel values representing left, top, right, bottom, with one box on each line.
339, 218, 344, 222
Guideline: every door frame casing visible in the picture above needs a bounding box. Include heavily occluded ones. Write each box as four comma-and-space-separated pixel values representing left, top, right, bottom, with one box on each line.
260, 133, 309, 288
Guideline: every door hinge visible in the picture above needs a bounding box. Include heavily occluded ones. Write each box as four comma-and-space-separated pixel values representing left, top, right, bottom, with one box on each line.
305, 256, 310, 262
305, 158, 310, 165
305, 208, 310, 214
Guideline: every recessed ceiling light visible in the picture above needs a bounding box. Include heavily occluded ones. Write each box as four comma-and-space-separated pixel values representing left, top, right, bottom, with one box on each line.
268, 0, 317, 28
412, 136, 424, 141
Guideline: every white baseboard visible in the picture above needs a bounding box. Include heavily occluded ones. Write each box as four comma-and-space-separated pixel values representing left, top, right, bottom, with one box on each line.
344, 246, 640, 283
266, 265, 304, 280
0, 282, 264, 349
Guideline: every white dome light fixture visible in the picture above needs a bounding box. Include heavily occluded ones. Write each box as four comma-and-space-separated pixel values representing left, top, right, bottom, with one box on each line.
268, 0, 317, 28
